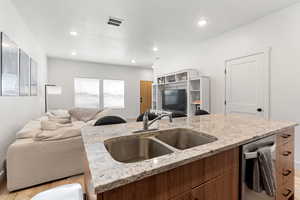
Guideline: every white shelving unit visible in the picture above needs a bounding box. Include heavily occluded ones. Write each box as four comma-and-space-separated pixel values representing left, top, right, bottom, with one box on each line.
152, 69, 210, 116
189, 77, 210, 115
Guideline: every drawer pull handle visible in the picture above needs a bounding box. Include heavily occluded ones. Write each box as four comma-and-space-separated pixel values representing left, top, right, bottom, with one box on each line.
282, 189, 292, 197
282, 169, 292, 176
281, 134, 291, 139
282, 151, 292, 156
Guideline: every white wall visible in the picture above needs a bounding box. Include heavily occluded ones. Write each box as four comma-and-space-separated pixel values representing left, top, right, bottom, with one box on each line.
154, 3, 300, 168
47, 58, 153, 119
0, 0, 47, 172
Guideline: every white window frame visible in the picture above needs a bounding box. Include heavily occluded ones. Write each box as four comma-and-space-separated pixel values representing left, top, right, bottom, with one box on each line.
74, 78, 101, 109
74, 78, 125, 109
103, 79, 125, 109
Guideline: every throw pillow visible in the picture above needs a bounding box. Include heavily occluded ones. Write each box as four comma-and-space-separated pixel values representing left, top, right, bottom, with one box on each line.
94, 116, 127, 126
69, 107, 101, 122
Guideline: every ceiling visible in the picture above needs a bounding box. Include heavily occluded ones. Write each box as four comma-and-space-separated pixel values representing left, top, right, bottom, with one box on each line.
11, 0, 300, 67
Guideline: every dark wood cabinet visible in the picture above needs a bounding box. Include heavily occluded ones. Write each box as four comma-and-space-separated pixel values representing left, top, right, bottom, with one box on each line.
171, 192, 192, 200
192, 176, 224, 200
192, 167, 238, 200
97, 148, 240, 200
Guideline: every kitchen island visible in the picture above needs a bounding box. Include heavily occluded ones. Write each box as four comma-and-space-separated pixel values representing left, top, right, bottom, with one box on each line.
81, 114, 297, 200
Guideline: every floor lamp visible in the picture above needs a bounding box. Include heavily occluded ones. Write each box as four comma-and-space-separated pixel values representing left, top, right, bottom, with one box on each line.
45, 84, 62, 113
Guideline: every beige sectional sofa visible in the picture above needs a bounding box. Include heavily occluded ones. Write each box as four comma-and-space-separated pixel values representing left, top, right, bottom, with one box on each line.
6, 108, 115, 192
7, 136, 84, 191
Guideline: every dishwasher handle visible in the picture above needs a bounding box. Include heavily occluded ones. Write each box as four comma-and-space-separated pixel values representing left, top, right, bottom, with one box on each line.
244, 143, 275, 159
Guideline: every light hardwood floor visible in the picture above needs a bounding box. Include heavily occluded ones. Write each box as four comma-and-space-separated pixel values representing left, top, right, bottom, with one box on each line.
0, 172, 300, 200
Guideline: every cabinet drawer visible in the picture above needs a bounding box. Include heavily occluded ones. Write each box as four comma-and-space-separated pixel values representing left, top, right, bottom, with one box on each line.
277, 130, 294, 146
277, 141, 294, 186
278, 142, 293, 158
276, 179, 294, 200
277, 167, 294, 188
191, 168, 238, 200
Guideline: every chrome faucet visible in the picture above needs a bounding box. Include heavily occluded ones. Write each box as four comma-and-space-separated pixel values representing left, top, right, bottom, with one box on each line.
143, 111, 173, 131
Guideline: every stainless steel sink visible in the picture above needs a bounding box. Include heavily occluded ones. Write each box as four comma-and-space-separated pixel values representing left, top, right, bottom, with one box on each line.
154, 128, 217, 150
104, 137, 173, 163
104, 128, 217, 163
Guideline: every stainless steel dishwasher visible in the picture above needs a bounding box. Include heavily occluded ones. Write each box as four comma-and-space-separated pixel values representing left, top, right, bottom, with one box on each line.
241, 135, 276, 200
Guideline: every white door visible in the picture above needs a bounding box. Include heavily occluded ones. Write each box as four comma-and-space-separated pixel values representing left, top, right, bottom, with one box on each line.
225, 51, 270, 119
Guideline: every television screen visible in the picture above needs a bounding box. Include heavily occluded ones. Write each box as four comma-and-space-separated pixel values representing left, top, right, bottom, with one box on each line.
162, 89, 187, 113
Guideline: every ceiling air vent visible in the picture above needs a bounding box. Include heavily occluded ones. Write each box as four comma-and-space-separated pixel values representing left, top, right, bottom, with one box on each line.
107, 17, 124, 27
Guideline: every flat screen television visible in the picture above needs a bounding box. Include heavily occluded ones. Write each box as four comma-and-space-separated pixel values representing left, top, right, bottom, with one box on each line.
162, 89, 187, 113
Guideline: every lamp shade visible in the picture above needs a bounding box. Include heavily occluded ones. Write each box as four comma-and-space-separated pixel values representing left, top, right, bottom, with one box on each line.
47, 85, 62, 95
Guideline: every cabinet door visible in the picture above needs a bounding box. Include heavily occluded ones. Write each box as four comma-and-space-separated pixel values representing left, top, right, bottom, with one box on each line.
171, 192, 192, 200
192, 176, 224, 200
167, 164, 192, 199
192, 169, 238, 200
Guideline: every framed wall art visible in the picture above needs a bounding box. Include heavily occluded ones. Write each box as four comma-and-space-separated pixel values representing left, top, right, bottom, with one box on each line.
1, 32, 19, 96
30, 58, 38, 96
19, 49, 30, 96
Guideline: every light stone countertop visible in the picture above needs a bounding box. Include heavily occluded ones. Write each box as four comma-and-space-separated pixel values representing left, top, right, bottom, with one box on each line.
81, 114, 297, 194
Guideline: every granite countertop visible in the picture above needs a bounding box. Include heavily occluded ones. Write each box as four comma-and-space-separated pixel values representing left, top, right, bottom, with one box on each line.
81, 114, 297, 194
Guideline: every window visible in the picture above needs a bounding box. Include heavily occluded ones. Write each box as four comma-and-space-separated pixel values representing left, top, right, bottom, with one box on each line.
74, 78, 99, 108
74, 78, 125, 109
103, 80, 125, 108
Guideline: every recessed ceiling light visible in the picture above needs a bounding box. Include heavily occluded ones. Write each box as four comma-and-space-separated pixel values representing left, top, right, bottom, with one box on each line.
153, 47, 159, 52
131, 59, 136, 64
198, 18, 208, 27
70, 31, 78, 36
71, 51, 77, 56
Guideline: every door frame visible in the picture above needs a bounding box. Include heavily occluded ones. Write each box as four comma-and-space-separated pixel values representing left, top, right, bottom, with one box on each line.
224, 47, 271, 119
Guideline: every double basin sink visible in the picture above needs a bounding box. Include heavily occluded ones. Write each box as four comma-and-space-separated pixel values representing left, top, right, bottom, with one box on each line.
104, 128, 217, 163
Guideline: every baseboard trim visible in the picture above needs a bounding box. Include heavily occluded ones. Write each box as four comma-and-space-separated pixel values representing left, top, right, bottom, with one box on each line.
295, 160, 300, 170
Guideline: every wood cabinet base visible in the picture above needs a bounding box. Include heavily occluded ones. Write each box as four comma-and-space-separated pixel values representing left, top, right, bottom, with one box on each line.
276, 128, 295, 200
85, 128, 296, 200
86, 148, 239, 200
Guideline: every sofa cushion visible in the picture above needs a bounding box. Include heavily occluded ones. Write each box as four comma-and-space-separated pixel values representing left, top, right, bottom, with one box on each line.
92, 109, 113, 120
47, 109, 71, 124
16, 120, 42, 139
40, 120, 73, 131
48, 116, 71, 124
41, 120, 58, 131
47, 109, 70, 118
69, 108, 101, 122
35, 121, 85, 141
86, 109, 116, 125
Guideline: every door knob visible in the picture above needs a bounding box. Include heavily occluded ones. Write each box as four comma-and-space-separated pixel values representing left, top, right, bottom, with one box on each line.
257, 108, 263, 112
